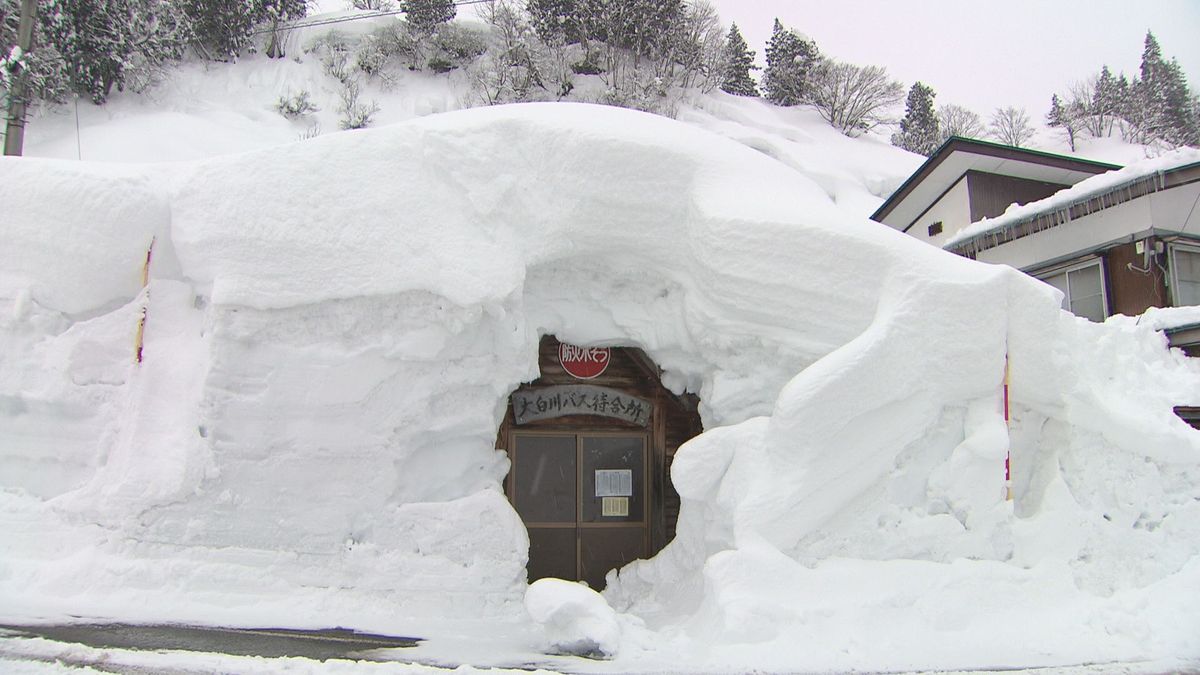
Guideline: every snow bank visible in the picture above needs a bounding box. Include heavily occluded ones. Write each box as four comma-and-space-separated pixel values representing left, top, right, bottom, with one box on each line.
2, 103, 1198, 671
525, 579, 620, 658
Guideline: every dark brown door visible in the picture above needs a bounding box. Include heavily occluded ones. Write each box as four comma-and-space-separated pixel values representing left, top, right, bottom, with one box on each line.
510, 432, 648, 589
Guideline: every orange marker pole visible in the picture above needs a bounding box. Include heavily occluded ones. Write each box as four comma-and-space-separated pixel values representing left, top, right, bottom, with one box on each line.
134, 238, 155, 364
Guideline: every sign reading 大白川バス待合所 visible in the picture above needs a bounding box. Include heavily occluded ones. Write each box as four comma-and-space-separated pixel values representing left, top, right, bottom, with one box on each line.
513, 384, 652, 426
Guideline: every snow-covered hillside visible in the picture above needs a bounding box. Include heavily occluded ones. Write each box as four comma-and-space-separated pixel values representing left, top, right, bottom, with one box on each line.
3, 13, 1200, 674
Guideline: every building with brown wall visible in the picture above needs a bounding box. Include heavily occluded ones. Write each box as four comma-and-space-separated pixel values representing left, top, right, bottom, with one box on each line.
871, 137, 1200, 355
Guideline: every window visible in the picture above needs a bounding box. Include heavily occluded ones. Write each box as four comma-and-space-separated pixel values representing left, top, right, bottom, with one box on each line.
1037, 259, 1107, 322
927, 221, 943, 237
1170, 244, 1200, 307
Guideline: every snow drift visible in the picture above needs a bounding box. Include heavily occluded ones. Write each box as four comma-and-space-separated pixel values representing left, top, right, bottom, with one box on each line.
1, 103, 1198, 670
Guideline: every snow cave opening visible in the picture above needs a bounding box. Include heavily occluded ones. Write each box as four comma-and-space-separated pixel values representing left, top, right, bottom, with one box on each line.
495, 335, 703, 589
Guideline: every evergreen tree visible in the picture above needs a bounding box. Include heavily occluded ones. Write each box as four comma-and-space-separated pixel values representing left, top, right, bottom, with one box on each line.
527, 0, 579, 45
1161, 58, 1199, 146
183, 0, 305, 60
1127, 31, 1198, 147
891, 81, 939, 155
44, 0, 190, 103
762, 18, 818, 106
401, 0, 455, 34
598, 0, 684, 57
719, 22, 756, 96
1088, 65, 1126, 137
1, 0, 71, 105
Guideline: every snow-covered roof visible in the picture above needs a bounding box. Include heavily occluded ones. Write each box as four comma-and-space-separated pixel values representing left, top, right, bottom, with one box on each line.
944, 147, 1200, 252
870, 136, 1119, 232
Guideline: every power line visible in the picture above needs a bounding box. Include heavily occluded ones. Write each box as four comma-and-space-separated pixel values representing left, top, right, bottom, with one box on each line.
248, 0, 495, 37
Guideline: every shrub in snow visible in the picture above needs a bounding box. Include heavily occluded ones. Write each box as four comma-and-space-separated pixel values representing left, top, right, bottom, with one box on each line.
337, 79, 379, 129
355, 34, 391, 78
275, 89, 319, 118
297, 122, 321, 140
431, 23, 487, 64
347, 24, 416, 84
408, 22, 486, 73
524, 578, 620, 658
319, 44, 355, 85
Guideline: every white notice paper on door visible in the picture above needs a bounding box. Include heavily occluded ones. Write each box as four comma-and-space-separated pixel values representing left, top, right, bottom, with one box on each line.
595, 469, 633, 497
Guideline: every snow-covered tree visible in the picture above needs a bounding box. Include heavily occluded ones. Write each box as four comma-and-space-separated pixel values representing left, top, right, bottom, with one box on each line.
656, 0, 724, 92
891, 81, 939, 155
467, 0, 547, 104
1, 0, 72, 106
401, 0, 455, 34
526, 0, 578, 45
719, 22, 756, 96
989, 106, 1034, 147
40, 0, 190, 103
761, 18, 818, 106
809, 59, 903, 136
183, 0, 305, 61
1046, 93, 1084, 151
1124, 32, 1198, 147
1078, 65, 1127, 138
937, 103, 984, 142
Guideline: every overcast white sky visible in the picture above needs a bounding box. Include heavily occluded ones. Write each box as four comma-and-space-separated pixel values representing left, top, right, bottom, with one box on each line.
707, 0, 1200, 120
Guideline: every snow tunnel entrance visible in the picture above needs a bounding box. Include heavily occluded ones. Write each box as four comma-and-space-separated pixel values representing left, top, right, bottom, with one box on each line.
496, 335, 702, 589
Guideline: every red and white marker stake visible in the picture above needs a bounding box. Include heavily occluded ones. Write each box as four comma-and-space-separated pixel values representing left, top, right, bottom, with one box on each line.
1004, 355, 1012, 501
134, 237, 155, 364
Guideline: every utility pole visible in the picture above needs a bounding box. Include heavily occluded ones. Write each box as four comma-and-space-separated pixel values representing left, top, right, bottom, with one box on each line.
3, 0, 38, 156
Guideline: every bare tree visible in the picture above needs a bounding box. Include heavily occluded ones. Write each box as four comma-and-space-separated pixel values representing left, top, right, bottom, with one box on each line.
467, 0, 549, 104
659, 0, 725, 93
989, 106, 1034, 147
937, 103, 984, 142
808, 59, 904, 136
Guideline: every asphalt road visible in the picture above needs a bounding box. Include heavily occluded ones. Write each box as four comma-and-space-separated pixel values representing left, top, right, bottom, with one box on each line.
0, 623, 420, 661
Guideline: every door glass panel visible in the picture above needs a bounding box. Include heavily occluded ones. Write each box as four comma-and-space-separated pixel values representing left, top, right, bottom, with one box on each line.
527, 528, 577, 583
580, 436, 644, 523
513, 435, 576, 523
580, 528, 644, 590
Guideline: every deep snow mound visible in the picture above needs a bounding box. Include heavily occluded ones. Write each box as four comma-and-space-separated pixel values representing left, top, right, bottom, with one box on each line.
2, 103, 1199, 670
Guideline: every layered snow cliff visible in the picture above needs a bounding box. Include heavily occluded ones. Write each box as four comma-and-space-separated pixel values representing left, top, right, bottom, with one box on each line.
2, 103, 1198, 670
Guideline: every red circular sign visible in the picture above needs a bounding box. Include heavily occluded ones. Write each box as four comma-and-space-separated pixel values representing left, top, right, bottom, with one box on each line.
558, 343, 611, 380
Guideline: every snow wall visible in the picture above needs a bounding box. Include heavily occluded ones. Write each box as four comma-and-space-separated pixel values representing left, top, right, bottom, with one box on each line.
2, 103, 1199, 669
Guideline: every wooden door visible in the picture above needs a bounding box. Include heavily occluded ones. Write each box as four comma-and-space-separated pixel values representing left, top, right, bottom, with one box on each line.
510, 432, 648, 589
